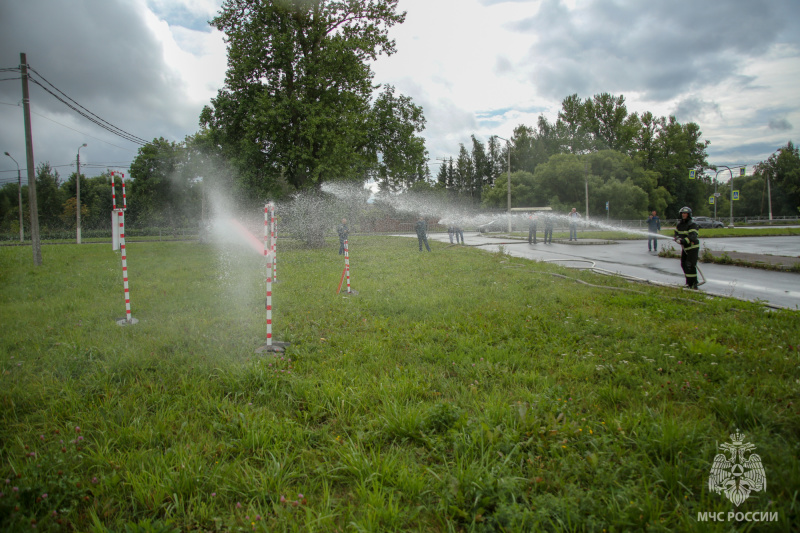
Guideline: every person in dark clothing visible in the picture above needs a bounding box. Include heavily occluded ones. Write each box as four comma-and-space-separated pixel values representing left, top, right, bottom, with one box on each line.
415, 216, 431, 252
646, 210, 661, 252
543, 214, 554, 244
528, 214, 538, 244
454, 224, 464, 244
337, 218, 349, 255
674, 206, 700, 289
447, 225, 455, 244
568, 208, 580, 241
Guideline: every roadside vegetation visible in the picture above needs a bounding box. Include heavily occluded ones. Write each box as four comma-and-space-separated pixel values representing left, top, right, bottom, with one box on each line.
1, 238, 798, 531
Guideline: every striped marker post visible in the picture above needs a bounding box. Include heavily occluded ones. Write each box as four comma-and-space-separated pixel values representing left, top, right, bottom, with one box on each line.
265, 203, 273, 348
111, 172, 117, 209
256, 203, 289, 353
112, 173, 137, 325
344, 240, 352, 293
271, 207, 277, 282
338, 239, 358, 296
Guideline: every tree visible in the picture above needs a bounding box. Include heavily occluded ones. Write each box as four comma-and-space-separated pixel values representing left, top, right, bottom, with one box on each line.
202, 0, 419, 196
371, 85, 427, 192
583, 93, 641, 154
755, 142, 800, 215
652, 117, 710, 215
481, 170, 536, 209
556, 94, 592, 154
35, 163, 64, 230
455, 144, 475, 199
128, 138, 199, 228
470, 135, 490, 196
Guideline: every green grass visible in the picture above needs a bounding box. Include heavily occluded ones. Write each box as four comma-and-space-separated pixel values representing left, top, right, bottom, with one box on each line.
1, 237, 799, 532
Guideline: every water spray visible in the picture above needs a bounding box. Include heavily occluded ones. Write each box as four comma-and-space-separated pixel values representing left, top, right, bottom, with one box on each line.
111, 172, 137, 325
256, 202, 289, 353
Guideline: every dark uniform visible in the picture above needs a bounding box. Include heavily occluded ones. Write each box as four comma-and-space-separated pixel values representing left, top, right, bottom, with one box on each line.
543, 215, 554, 244
674, 207, 700, 289
337, 220, 349, 255
528, 215, 538, 244
415, 218, 431, 252
646, 212, 661, 252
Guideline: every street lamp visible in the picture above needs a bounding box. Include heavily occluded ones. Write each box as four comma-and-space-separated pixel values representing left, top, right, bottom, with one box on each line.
496, 136, 512, 231
4, 152, 24, 242
712, 165, 736, 227
76, 143, 87, 244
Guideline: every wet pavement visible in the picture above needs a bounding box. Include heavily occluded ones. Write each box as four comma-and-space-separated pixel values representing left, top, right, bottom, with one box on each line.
419, 233, 800, 309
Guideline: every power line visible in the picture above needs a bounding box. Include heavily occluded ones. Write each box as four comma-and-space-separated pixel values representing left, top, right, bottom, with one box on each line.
0, 77, 21, 82
28, 77, 147, 146
30, 109, 138, 152
25, 65, 149, 146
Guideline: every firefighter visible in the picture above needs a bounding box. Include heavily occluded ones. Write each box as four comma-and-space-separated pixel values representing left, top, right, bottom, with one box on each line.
543, 214, 554, 244
415, 216, 431, 252
528, 213, 538, 244
674, 206, 700, 289
337, 218, 349, 255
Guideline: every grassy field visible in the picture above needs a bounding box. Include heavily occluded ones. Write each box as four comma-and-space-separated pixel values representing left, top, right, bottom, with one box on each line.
1, 237, 798, 532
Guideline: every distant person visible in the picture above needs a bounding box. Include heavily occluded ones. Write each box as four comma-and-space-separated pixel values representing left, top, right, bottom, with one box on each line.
337, 218, 349, 255
674, 206, 700, 289
568, 208, 581, 241
646, 210, 661, 252
447, 225, 455, 244
543, 214, 554, 244
415, 216, 431, 252
454, 224, 465, 244
528, 214, 538, 245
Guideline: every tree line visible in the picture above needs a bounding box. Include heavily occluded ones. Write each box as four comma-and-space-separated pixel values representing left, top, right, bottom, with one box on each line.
433, 93, 800, 220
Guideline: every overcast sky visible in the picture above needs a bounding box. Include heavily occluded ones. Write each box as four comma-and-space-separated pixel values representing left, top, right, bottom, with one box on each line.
1, 0, 798, 188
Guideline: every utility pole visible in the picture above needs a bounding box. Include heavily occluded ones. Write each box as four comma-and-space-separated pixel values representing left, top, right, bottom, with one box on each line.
4, 152, 23, 242
76, 143, 87, 243
20, 53, 41, 266
766, 173, 773, 222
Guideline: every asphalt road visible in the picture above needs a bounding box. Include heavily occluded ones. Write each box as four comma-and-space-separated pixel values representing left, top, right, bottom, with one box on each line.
423, 233, 800, 309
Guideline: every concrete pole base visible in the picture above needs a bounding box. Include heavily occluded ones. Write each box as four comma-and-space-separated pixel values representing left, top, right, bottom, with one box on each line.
255, 341, 291, 354
116, 317, 139, 326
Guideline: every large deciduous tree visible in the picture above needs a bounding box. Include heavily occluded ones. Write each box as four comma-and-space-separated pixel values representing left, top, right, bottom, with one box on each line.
755, 141, 800, 215
201, 0, 424, 197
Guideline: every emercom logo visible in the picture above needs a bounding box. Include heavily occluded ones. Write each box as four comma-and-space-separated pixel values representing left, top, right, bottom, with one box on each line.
708, 431, 766, 506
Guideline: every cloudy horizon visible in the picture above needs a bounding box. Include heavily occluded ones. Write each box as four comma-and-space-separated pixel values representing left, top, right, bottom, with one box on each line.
1, 0, 798, 188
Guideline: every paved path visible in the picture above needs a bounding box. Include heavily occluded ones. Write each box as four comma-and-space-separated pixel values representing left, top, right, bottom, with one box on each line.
421, 233, 800, 309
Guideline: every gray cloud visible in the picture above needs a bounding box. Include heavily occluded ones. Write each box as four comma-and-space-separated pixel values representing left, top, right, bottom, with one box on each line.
672, 97, 721, 123
509, 0, 800, 102
768, 117, 792, 131
0, 0, 203, 177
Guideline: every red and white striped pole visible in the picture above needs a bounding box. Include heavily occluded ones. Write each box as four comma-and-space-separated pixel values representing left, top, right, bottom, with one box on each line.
344, 240, 352, 293
111, 171, 117, 210
112, 172, 136, 325
271, 206, 277, 282
265, 203, 273, 348
119, 210, 132, 323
